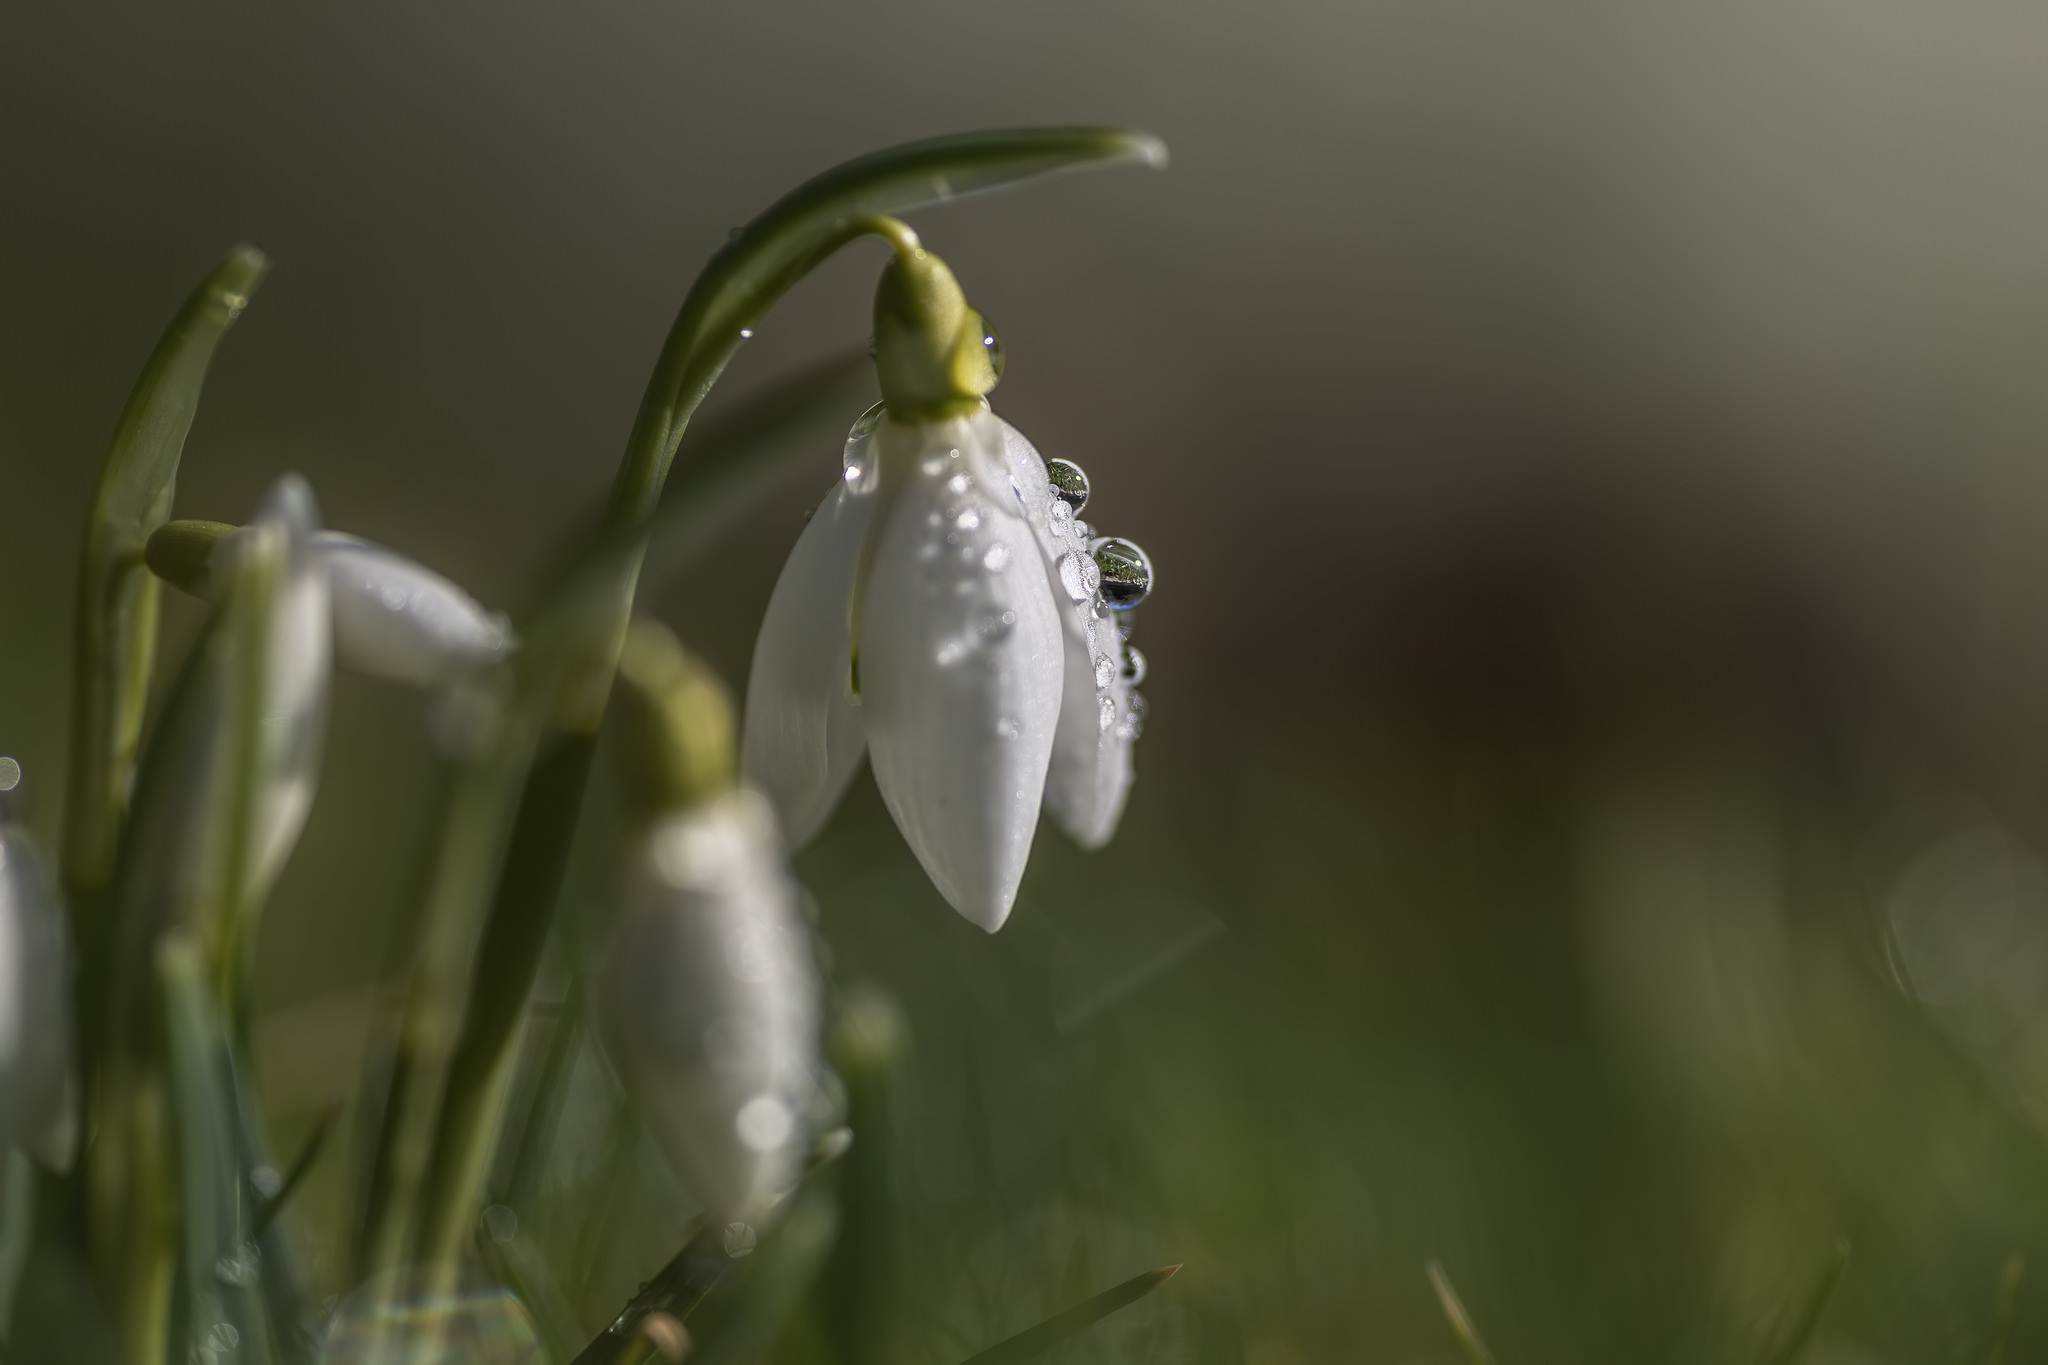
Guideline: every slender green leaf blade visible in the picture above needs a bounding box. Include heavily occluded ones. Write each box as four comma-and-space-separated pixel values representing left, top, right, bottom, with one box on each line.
64, 246, 267, 903
956, 1264, 1180, 1365
1427, 1262, 1498, 1365
1760, 1240, 1849, 1365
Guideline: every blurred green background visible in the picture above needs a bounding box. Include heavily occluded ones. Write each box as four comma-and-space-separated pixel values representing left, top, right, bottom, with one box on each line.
12, 1, 2048, 1359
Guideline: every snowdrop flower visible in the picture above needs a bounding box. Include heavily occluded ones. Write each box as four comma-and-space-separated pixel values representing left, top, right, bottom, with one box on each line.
743, 223, 1153, 930
600, 621, 821, 1224
147, 520, 512, 688
0, 791, 77, 1169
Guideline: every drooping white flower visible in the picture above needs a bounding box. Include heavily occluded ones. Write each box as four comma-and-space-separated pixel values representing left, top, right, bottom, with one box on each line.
313, 532, 512, 687
147, 520, 513, 688
599, 789, 820, 1223
0, 813, 77, 1169
741, 229, 1154, 930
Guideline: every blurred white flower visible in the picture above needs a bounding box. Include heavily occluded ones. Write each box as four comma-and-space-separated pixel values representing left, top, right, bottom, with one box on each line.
312, 532, 512, 686
599, 790, 820, 1223
744, 405, 1153, 929
0, 816, 76, 1169
150, 519, 512, 688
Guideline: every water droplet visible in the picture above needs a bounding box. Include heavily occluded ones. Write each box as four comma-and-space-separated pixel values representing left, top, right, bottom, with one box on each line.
1125, 692, 1149, 735
922, 457, 947, 476
250, 1165, 281, 1198
482, 1204, 519, 1243
0, 758, 19, 793
1095, 653, 1117, 689
977, 311, 1005, 381
1122, 647, 1148, 686
1073, 520, 1092, 540
214, 1243, 262, 1286
1046, 459, 1089, 513
948, 473, 972, 494
982, 543, 1011, 573
735, 1095, 794, 1152
842, 465, 862, 484
738, 327, 753, 339
723, 1221, 759, 1257
208, 1322, 241, 1352
846, 401, 885, 447
1049, 500, 1074, 529
954, 509, 981, 532
995, 715, 1022, 739
1090, 538, 1153, 609
1058, 552, 1101, 602
1099, 695, 1118, 732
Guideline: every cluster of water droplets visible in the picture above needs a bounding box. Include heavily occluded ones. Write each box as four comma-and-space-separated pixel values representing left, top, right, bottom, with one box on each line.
1008, 443, 1152, 742
843, 402, 1028, 672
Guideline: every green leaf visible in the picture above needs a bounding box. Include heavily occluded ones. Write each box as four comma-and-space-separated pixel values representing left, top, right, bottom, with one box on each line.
955, 1264, 1181, 1365
158, 930, 276, 1365
63, 246, 267, 907
1758, 1240, 1849, 1365
1426, 1262, 1498, 1365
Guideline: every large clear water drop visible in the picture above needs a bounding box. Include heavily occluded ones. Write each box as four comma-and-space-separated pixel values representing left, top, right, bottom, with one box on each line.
1090, 537, 1152, 610
1046, 459, 1089, 514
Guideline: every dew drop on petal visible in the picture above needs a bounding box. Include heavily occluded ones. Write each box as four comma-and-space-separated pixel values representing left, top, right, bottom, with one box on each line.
724, 1222, 760, 1257
978, 312, 1005, 380
995, 715, 1022, 739
1122, 646, 1148, 686
1099, 694, 1118, 732
843, 465, 862, 484
955, 509, 981, 531
1049, 500, 1074, 530
1095, 653, 1117, 689
982, 542, 1011, 573
1046, 458, 1090, 514
846, 400, 885, 446
1125, 692, 1149, 736
1073, 520, 1092, 540
1058, 552, 1101, 602
1090, 537, 1152, 609
948, 473, 972, 494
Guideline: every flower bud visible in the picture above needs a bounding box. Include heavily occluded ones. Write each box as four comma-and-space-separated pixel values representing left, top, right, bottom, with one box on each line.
146, 519, 512, 687
0, 813, 77, 1169
598, 790, 821, 1223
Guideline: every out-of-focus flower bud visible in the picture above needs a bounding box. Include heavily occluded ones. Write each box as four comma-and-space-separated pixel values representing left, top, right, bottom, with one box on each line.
146, 519, 512, 687
0, 794, 77, 1169
600, 620, 822, 1224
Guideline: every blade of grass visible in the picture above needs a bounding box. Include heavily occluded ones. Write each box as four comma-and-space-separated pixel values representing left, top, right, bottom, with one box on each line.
1986, 1254, 2023, 1365
1759, 1240, 1849, 1365
570, 1223, 730, 1365
249, 1102, 340, 1240
1427, 1262, 1498, 1365
159, 931, 275, 1365
955, 1264, 1181, 1365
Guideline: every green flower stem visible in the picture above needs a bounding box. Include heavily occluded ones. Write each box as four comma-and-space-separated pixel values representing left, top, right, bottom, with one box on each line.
377, 128, 1165, 1285
63, 246, 265, 922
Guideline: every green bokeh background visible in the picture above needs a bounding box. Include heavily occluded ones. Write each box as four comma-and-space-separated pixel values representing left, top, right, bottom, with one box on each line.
11, 2, 2048, 1359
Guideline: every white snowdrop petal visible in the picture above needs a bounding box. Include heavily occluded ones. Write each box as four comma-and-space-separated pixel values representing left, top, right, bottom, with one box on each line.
600, 792, 820, 1222
1043, 615, 1136, 850
0, 825, 76, 1169
997, 420, 1140, 849
314, 532, 512, 687
860, 413, 1064, 931
245, 478, 331, 904
741, 480, 876, 848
